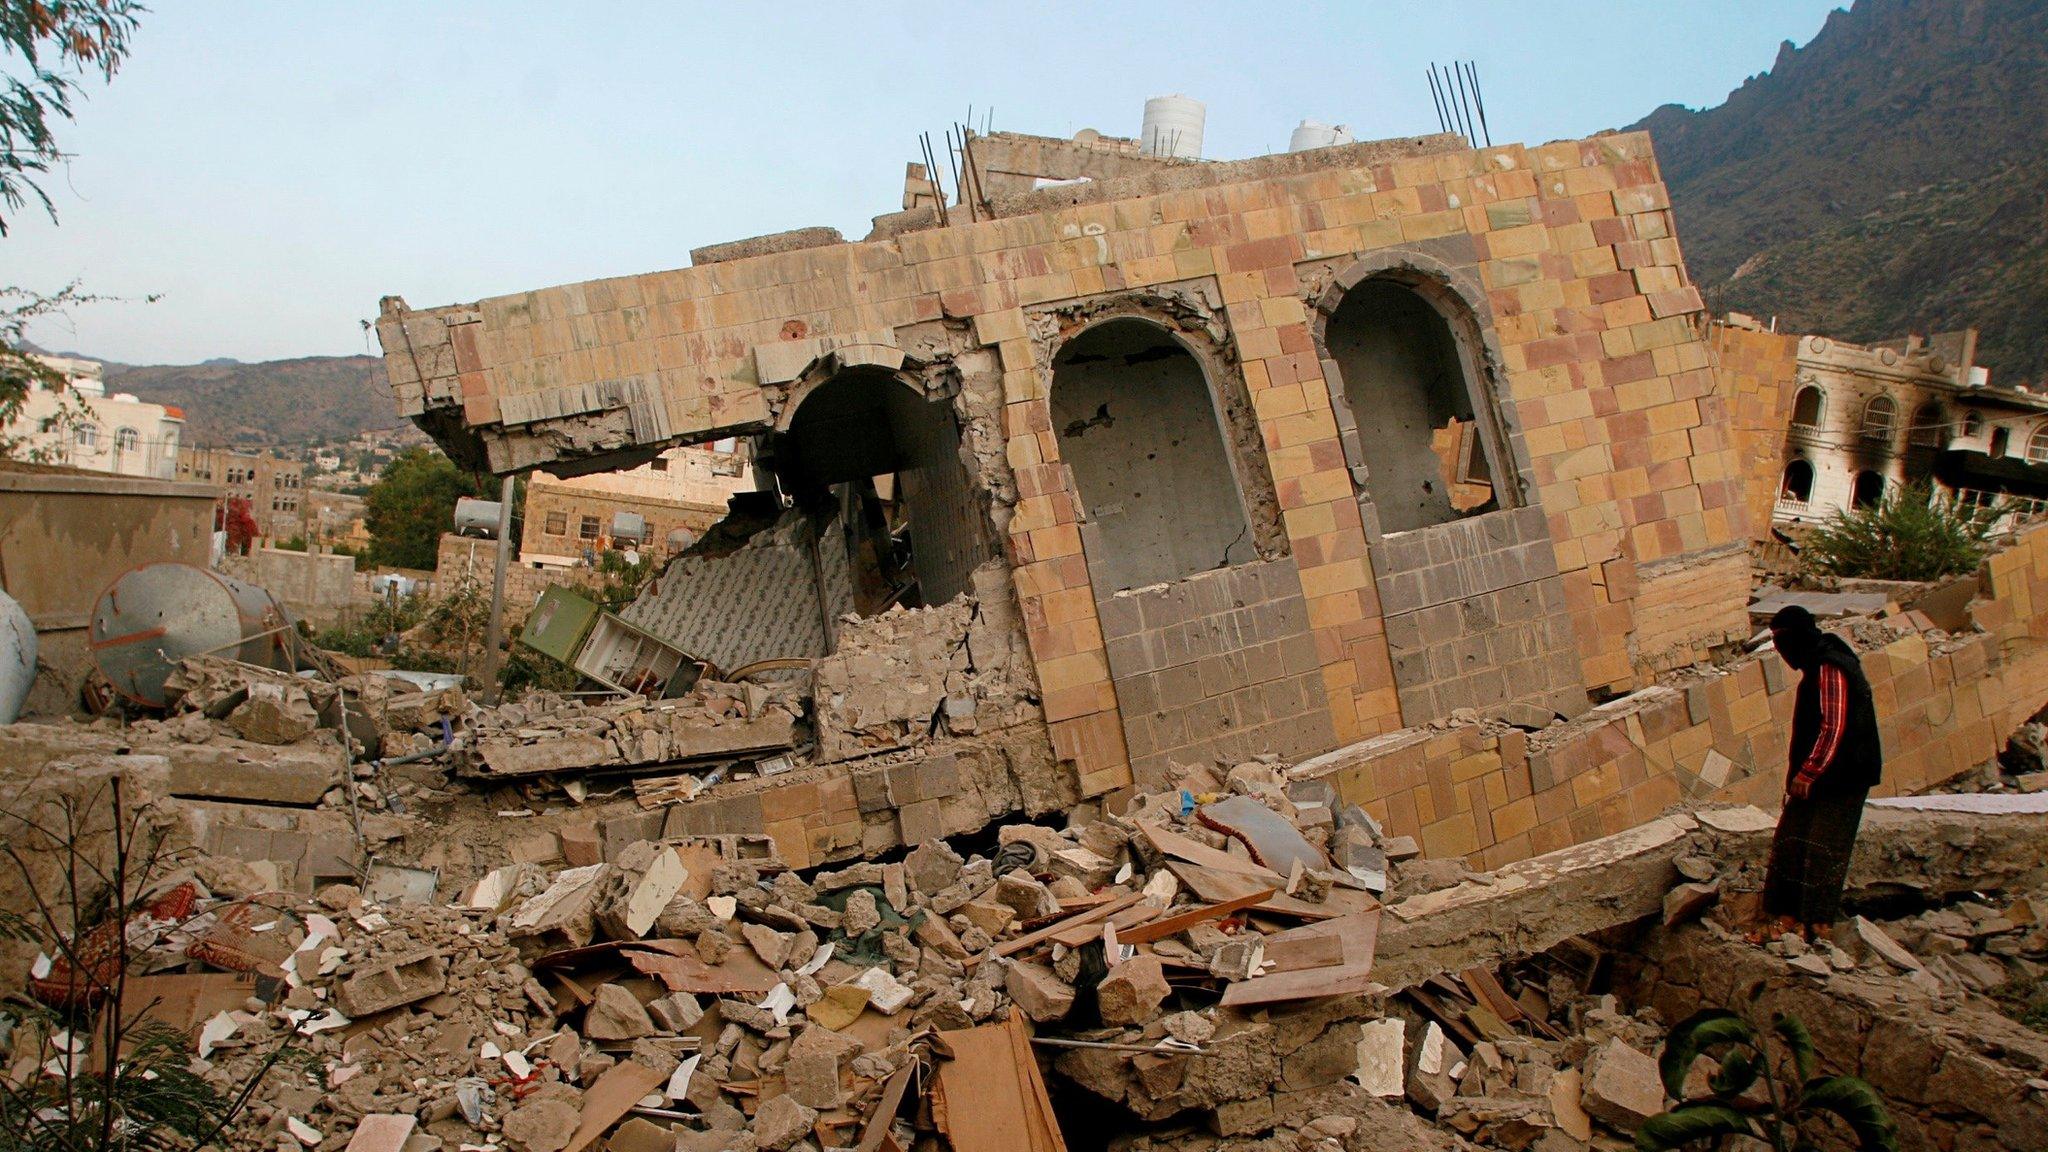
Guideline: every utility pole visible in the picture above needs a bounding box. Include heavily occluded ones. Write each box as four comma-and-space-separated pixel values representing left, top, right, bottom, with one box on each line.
480, 474, 515, 704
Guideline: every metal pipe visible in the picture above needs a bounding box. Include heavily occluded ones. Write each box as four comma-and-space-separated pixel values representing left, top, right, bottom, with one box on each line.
480, 474, 515, 704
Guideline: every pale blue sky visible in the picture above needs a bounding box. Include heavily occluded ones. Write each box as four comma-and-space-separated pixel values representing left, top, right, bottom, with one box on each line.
7, 2, 1843, 365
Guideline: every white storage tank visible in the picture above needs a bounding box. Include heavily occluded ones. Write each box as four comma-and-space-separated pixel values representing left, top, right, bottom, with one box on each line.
1288, 120, 1355, 152
1141, 95, 1206, 159
453, 497, 503, 538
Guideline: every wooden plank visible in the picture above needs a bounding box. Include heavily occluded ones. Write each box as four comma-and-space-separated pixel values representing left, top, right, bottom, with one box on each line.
854, 1064, 915, 1152
932, 1012, 1066, 1152
562, 1059, 667, 1152
977, 891, 1143, 965
1115, 888, 1275, 945
1404, 987, 1483, 1048
1137, 821, 1285, 884
1260, 910, 1380, 972
1167, 861, 1376, 921
1460, 968, 1525, 1023
1048, 904, 1159, 949
1217, 962, 1382, 1008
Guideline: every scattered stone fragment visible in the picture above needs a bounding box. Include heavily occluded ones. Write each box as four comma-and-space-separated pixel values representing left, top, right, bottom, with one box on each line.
501, 1098, 580, 1152
752, 1094, 817, 1152
1097, 955, 1170, 1026
1662, 882, 1719, 927
1581, 1038, 1663, 1131
1354, 1017, 1405, 1096
852, 966, 915, 1015
583, 984, 655, 1041
1005, 961, 1075, 1022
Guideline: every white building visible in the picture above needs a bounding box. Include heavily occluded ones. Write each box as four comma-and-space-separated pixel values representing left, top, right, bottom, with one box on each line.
4, 355, 185, 480
1770, 329, 2048, 527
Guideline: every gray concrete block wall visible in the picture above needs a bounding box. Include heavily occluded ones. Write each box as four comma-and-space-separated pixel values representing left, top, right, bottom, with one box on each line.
1370, 505, 1585, 723
1098, 558, 1337, 788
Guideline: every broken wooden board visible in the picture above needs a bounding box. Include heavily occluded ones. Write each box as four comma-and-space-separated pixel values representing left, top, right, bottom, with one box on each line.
1217, 962, 1382, 1008
562, 1058, 667, 1152
1166, 860, 1375, 921
1135, 820, 1286, 885
1048, 904, 1160, 949
1114, 888, 1275, 945
1259, 910, 1380, 972
533, 940, 779, 997
932, 1009, 1066, 1152
978, 891, 1143, 965
854, 1064, 916, 1152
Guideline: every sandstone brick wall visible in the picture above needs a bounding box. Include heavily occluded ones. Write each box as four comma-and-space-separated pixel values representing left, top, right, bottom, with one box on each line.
1710, 319, 1801, 543
379, 130, 1754, 796
1297, 520, 2048, 870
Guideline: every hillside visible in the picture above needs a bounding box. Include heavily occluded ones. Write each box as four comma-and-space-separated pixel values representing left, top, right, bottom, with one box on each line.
101, 354, 401, 448
1629, 0, 2048, 384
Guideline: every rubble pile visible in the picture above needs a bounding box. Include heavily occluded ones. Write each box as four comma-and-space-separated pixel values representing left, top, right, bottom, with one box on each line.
459, 683, 802, 781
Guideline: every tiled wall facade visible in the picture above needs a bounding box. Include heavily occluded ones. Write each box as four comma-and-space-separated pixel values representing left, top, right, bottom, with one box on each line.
1096, 559, 1335, 788
1711, 320, 1801, 543
1299, 520, 2048, 869
379, 129, 1754, 798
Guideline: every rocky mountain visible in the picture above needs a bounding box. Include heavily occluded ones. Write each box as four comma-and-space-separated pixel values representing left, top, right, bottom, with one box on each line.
100, 354, 401, 448
1630, 0, 2048, 384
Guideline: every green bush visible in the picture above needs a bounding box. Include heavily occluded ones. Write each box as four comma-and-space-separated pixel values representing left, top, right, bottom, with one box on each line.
1638, 1009, 1896, 1151
1801, 483, 2004, 582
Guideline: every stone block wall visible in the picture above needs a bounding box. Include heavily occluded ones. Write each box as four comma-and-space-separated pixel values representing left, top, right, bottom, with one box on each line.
1296, 520, 2048, 870
1710, 319, 1800, 543
377, 128, 1754, 799
1368, 506, 1583, 720
1629, 925, 2048, 1152
1097, 559, 1335, 788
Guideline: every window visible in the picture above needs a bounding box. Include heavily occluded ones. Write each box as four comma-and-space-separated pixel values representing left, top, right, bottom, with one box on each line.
1992, 427, 2010, 459
1791, 386, 1824, 429
650, 457, 669, 471
1963, 411, 1984, 439
1851, 471, 1886, 509
579, 515, 600, 540
545, 511, 568, 536
74, 423, 99, 449
2029, 426, 2048, 465
1909, 402, 1944, 447
1780, 460, 1814, 504
1322, 277, 1501, 531
1860, 396, 1896, 442
114, 427, 139, 453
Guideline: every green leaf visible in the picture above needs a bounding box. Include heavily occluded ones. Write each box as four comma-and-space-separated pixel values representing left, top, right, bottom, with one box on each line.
1774, 1013, 1817, 1082
1710, 1049, 1758, 1098
1634, 1102, 1755, 1152
1658, 1009, 1755, 1100
1801, 1076, 1898, 1152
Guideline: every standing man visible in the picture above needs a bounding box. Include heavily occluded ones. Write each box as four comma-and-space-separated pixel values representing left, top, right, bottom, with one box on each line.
1755, 605, 1884, 942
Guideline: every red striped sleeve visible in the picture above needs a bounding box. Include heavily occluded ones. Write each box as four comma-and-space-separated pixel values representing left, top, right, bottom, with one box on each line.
1797, 664, 1848, 787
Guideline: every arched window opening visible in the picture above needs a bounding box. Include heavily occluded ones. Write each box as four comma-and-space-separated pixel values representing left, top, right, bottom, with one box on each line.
1909, 402, 1944, 447
74, 423, 98, 449
1860, 395, 1896, 442
1963, 410, 1984, 439
114, 427, 139, 453
1790, 386, 1825, 429
1780, 460, 1814, 504
1324, 278, 1498, 532
1050, 318, 1253, 592
1851, 470, 1886, 509
2028, 426, 2048, 466
780, 367, 989, 611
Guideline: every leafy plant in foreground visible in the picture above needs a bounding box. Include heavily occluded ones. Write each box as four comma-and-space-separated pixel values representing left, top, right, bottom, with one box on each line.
1636, 1009, 1896, 1152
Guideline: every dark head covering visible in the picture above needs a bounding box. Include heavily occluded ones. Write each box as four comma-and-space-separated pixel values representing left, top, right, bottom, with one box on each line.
1770, 604, 1824, 669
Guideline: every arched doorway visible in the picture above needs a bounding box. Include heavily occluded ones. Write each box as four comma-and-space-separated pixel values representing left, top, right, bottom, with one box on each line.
1050, 318, 1254, 592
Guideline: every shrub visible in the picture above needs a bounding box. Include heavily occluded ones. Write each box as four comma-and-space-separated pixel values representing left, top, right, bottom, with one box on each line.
1801, 483, 2003, 582
1637, 1009, 1896, 1151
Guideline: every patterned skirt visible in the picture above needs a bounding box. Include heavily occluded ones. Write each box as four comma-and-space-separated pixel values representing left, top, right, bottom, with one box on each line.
1762, 784, 1871, 926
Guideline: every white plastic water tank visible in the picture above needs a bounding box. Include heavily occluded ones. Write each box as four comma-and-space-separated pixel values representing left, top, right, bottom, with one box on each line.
452, 497, 503, 538
1288, 120, 1355, 152
1141, 95, 1206, 159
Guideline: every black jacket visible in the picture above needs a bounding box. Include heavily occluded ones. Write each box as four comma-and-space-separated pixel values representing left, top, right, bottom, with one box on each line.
1787, 633, 1883, 792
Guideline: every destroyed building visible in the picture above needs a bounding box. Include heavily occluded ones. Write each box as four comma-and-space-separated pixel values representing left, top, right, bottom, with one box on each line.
376, 119, 1761, 868
1709, 315, 2048, 526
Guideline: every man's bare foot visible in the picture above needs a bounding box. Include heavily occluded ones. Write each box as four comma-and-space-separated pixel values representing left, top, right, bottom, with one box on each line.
1744, 915, 1798, 945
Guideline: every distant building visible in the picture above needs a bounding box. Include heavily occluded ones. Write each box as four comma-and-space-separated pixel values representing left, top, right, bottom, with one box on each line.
518, 442, 755, 566
176, 446, 307, 540
1745, 320, 2048, 525
3, 355, 185, 480
304, 488, 371, 550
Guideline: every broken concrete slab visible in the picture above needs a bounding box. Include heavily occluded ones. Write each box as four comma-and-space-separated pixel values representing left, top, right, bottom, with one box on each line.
1580, 1038, 1662, 1132
333, 949, 447, 1017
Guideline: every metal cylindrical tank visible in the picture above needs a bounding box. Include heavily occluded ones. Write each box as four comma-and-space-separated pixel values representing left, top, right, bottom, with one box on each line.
453, 497, 503, 538
89, 563, 298, 709
0, 588, 35, 724
1141, 95, 1205, 159
610, 511, 648, 544
1288, 120, 1354, 152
